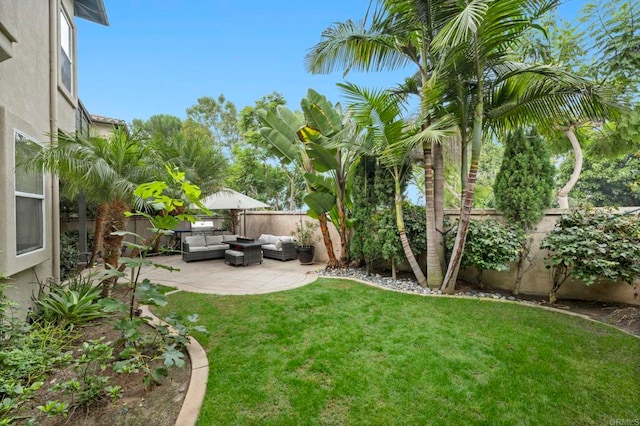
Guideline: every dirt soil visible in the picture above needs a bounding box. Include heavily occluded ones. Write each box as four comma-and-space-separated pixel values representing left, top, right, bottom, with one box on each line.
14, 284, 190, 426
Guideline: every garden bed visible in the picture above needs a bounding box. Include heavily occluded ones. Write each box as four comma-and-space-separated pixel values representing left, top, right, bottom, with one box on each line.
5, 283, 191, 425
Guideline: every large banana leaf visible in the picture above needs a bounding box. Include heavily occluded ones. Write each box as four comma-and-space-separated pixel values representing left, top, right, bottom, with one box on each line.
258, 127, 297, 164
302, 89, 343, 136
304, 191, 336, 215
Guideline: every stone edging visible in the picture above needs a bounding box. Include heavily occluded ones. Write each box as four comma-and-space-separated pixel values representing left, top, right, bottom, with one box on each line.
138, 303, 209, 426
325, 276, 640, 339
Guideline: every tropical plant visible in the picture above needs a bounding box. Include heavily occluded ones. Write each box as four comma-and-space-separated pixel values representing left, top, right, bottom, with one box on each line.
24, 127, 155, 296
306, 0, 458, 286
94, 167, 208, 386
338, 82, 450, 286
433, 0, 619, 292
494, 127, 555, 293
259, 89, 359, 266
540, 207, 640, 303
32, 284, 103, 328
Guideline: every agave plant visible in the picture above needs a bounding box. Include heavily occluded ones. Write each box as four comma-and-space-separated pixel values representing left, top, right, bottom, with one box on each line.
33, 284, 104, 328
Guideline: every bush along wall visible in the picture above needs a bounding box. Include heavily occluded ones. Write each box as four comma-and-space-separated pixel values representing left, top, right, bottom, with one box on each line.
446, 218, 525, 287
541, 207, 640, 303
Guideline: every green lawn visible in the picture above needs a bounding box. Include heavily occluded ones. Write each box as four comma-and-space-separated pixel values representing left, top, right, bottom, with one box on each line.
155, 279, 640, 425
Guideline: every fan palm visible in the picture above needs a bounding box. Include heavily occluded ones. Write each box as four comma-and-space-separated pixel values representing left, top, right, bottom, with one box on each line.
25, 128, 156, 296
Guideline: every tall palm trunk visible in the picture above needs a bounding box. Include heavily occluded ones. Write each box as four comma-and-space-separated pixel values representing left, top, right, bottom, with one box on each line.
442, 100, 484, 293
395, 172, 427, 286
88, 203, 107, 267
556, 126, 582, 209
424, 143, 444, 288
335, 166, 349, 266
433, 141, 445, 270
101, 199, 129, 298
318, 214, 339, 268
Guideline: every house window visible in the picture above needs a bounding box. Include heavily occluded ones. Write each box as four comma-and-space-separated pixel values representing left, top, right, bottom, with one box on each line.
14, 132, 44, 255
60, 10, 73, 92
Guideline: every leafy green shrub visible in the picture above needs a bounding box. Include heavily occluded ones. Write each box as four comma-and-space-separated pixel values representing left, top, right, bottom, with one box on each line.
60, 231, 80, 281
0, 323, 75, 422
49, 338, 117, 407
540, 207, 640, 303
351, 203, 426, 273
447, 218, 525, 285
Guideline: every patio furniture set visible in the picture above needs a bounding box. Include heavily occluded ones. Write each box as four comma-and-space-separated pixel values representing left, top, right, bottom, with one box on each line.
182, 233, 298, 266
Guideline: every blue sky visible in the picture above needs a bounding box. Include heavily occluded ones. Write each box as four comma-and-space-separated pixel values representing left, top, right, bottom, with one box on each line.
77, 0, 586, 123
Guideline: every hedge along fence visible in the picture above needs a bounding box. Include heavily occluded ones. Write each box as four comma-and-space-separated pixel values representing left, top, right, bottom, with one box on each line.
62, 208, 639, 306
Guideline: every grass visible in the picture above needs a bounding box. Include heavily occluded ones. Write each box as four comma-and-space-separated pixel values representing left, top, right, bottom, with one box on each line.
155, 278, 640, 425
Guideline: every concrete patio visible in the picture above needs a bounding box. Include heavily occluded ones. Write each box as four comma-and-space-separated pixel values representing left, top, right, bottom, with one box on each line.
137, 255, 322, 295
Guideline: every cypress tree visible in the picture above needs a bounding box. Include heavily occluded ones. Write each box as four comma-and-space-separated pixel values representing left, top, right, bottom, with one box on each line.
494, 127, 554, 294
494, 127, 554, 230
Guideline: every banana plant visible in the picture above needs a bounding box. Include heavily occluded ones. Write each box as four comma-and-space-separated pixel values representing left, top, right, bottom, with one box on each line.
259, 89, 358, 267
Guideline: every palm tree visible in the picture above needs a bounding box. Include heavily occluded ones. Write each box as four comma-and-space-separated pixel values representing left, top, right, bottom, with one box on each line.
306, 0, 458, 286
26, 128, 155, 296
339, 82, 454, 286
433, 0, 620, 292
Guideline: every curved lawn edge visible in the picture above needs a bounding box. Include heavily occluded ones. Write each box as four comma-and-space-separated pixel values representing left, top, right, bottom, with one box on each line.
139, 304, 209, 426
325, 275, 640, 339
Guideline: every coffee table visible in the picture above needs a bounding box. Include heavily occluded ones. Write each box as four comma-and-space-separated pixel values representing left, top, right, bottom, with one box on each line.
226, 240, 265, 266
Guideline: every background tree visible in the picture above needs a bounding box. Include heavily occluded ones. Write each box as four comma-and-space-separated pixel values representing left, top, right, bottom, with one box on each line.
186, 94, 240, 155
132, 114, 228, 197
494, 127, 555, 294
519, 0, 639, 207
557, 151, 640, 207
233, 93, 304, 209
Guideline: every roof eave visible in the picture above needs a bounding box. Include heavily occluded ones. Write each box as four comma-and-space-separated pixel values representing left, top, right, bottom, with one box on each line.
74, 0, 109, 26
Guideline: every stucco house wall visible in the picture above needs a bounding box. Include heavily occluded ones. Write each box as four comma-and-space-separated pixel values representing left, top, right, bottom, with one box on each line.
0, 0, 107, 312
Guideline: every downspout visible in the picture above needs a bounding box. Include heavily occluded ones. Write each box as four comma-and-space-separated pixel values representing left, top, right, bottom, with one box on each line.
49, 0, 60, 282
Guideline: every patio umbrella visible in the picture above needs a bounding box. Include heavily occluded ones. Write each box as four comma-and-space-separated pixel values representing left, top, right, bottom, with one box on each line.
199, 188, 270, 235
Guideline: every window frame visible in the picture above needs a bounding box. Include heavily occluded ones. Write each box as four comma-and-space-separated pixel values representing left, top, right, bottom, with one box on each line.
14, 130, 45, 256
59, 7, 74, 94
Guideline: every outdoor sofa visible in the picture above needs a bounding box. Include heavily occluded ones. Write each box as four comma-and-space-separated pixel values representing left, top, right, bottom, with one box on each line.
257, 234, 297, 261
182, 234, 238, 263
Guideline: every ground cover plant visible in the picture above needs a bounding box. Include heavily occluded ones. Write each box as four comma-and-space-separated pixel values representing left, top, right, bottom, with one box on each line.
156, 279, 640, 425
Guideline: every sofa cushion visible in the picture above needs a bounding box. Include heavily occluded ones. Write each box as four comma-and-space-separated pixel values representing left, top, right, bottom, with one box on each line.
222, 234, 239, 242
258, 234, 272, 243
207, 244, 229, 251
185, 235, 206, 247
188, 246, 209, 253
262, 243, 279, 251
205, 235, 224, 245
275, 236, 295, 249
